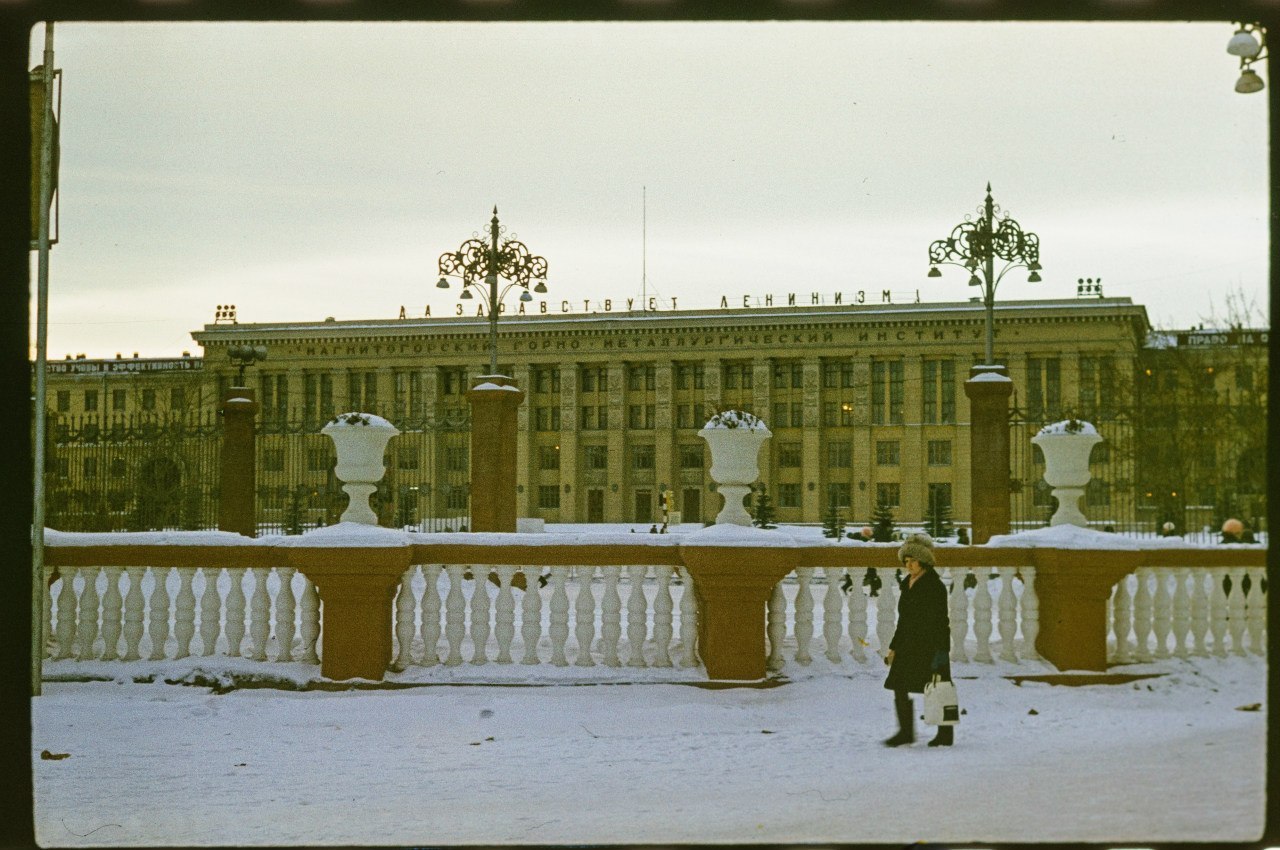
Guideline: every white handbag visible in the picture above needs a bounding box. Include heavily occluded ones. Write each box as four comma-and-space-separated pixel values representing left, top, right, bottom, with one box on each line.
923, 674, 960, 726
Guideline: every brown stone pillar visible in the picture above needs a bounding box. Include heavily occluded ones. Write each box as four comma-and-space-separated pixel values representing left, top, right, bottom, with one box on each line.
290, 547, 409, 680
465, 375, 526, 532
679, 545, 797, 680
1032, 549, 1138, 671
963, 366, 1013, 544
218, 388, 258, 538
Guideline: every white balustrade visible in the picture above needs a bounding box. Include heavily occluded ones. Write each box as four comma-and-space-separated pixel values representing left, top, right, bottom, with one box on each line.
248, 567, 270, 662
793, 567, 814, 665
677, 566, 698, 667
469, 565, 491, 665
846, 568, 868, 663
519, 565, 541, 665
55, 566, 76, 660
1209, 567, 1229, 658
875, 569, 897, 656
823, 568, 843, 663
122, 566, 145, 661
547, 566, 570, 666
626, 565, 648, 668
600, 568, 622, 667
1131, 570, 1153, 662
1244, 566, 1266, 655
1171, 568, 1191, 659
224, 568, 247, 658
494, 566, 517, 664
996, 567, 1018, 662
75, 567, 101, 662
651, 566, 674, 668
299, 575, 321, 664
100, 567, 123, 662
1019, 567, 1039, 660
443, 564, 467, 666
574, 566, 597, 667
420, 564, 441, 666
945, 569, 968, 662
199, 567, 221, 657
275, 566, 297, 663
1227, 567, 1247, 657
1111, 575, 1133, 663
1151, 569, 1172, 659
971, 571, 993, 663
1189, 569, 1209, 657
393, 568, 416, 671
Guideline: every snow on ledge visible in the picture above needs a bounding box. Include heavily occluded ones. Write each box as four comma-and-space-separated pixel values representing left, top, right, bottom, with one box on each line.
968, 371, 1013, 383
277, 522, 415, 547
471, 382, 523, 392
44, 529, 263, 547
985, 524, 1139, 550
679, 523, 799, 547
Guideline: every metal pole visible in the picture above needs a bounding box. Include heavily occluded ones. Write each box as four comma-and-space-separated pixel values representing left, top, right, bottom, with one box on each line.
488, 207, 500, 375
32, 21, 56, 698
982, 186, 996, 366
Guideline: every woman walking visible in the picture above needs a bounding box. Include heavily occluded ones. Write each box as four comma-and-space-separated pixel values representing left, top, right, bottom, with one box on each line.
883, 532, 953, 747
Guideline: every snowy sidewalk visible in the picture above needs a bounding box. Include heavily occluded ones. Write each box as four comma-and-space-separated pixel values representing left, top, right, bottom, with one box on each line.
33, 656, 1265, 846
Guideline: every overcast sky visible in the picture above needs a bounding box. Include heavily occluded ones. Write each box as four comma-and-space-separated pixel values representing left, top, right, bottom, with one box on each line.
28, 20, 1269, 359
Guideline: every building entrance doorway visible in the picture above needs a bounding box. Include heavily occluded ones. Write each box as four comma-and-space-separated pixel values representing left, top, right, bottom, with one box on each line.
587, 488, 604, 523
634, 489, 653, 523
682, 487, 701, 524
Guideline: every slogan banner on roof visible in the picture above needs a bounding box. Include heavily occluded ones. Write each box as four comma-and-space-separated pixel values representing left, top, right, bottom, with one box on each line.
1176, 330, 1269, 348
43, 359, 202, 375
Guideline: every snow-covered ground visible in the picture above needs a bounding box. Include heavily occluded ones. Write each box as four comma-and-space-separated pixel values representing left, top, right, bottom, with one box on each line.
33, 654, 1265, 846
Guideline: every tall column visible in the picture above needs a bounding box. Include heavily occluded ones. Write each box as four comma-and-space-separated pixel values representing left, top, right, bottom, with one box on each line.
558, 363, 579, 522
904, 355, 925, 523
376, 366, 394, 420
702, 357, 722, 414
465, 375, 525, 532
605, 364, 626, 521
285, 368, 305, 421
801, 356, 822, 521
752, 358, 772, 423
964, 365, 1013, 543
218, 387, 258, 538
654, 360, 675, 514
851, 357, 873, 523
331, 369, 349, 416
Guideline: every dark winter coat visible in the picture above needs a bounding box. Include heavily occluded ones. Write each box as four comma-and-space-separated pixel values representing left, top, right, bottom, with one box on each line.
883, 566, 951, 694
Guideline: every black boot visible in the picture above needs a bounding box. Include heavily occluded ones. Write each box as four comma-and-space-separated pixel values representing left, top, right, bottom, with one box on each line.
884, 691, 915, 747
927, 725, 954, 747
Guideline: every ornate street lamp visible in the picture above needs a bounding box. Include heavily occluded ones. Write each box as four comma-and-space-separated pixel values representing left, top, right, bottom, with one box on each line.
927, 183, 1041, 366
1227, 22, 1267, 94
436, 206, 549, 376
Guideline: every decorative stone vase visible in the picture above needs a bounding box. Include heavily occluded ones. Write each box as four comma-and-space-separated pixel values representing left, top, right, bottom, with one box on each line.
1031, 419, 1102, 527
321, 412, 400, 525
698, 410, 772, 526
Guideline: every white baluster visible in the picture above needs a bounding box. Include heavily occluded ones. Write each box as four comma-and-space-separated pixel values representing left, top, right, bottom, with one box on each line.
1189, 568, 1209, 657
148, 567, 171, 661
652, 566, 674, 668
574, 565, 597, 667
548, 566, 570, 666
494, 566, 517, 663
1171, 567, 1191, 659
173, 569, 197, 660
55, 566, 77, 660
823, 567, 844, 663
793, 568, 814, 665
1245, 566, 1266, 655
767, 580, 786, 672
299, 574, 320, 664
248, 567, 270, 662
1111, 574, 1132, 663
626, 565, 649, 668
43, 566, 54, 656
1227, 567, 1247, 657
273, 567, 297, 663
1019, 566, 1039, 661
519, 565, 541, 665
75, 567, 101, 661
972, 570, 993, 663
393, 567, 417, 671
199, 567, 222, 657
1209, 568, 1229, 658
846, 568, 868, 663
1151, 568, 1172, 659
469, 566, 492, 665
875, 569, 897, 657
99, 567, 123, 661
121, 566, 146, 661
224, 568, 246, 658
419, 564, 442, 666
997, 567, 1018, 662
443, 564, 467, 666
677, 566, 698, 667
600, 568, 623, 667
1132, 570, 1153, 662
948, 569, 969, 663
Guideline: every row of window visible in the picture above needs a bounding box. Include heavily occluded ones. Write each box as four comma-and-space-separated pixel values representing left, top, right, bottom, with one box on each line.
55, 387, 183, 413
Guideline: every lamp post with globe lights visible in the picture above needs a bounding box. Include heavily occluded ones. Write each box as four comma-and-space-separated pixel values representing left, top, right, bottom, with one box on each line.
927, 184, 1042, 544
436, 207, 549, 377
1228, 22, 1267, 94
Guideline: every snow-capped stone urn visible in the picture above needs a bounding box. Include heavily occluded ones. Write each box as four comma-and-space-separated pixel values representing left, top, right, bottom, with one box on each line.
321, 412, 400, 525
698, 410, 772, 526
1031, 418, 1102, 527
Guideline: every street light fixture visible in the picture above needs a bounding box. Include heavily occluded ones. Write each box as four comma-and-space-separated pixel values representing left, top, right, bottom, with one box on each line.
437, 206, 549, 376
927, 183, 1041, 366
1228, 22, 1267, 93
227, 343, 267, 386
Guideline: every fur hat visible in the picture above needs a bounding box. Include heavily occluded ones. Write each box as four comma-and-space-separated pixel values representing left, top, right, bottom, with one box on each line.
897, 532, 936, 568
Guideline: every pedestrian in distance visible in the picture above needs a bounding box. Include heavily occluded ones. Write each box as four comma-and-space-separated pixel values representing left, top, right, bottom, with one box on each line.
883, 532, 953, 748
